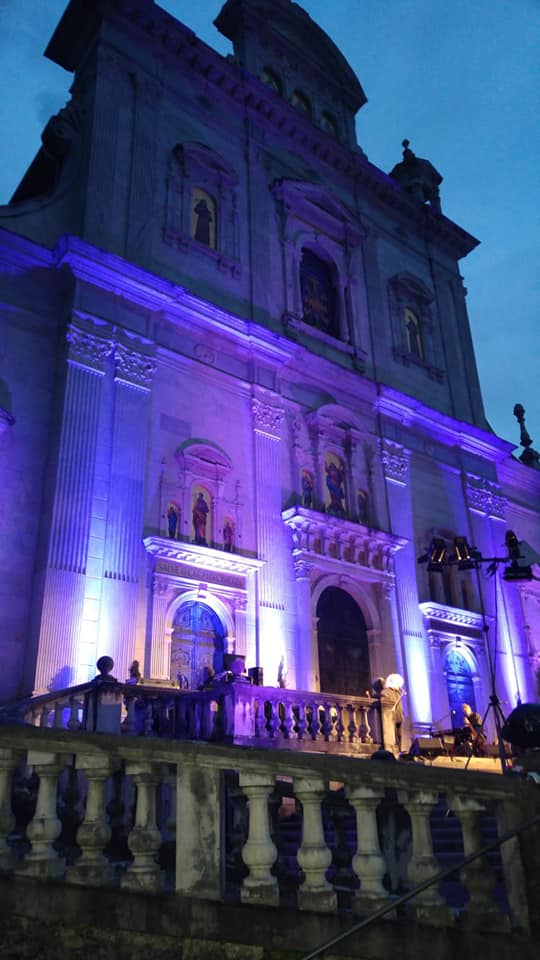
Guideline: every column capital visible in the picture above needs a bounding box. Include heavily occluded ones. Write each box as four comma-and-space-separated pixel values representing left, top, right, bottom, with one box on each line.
380, 439, 410, 486
252, 397, 284, 439
114, 342, 155, 390
66, 325, 111, 372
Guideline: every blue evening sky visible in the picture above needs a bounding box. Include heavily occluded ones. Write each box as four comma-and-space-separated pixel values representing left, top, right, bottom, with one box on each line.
0, 1, 538, 447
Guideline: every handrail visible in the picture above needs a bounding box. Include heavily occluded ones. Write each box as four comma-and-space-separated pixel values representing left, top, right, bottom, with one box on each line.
300, 812, 540, 960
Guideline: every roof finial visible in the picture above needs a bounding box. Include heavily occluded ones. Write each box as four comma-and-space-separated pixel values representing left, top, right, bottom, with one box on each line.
389, 139, 442, 212
514, 404, 540, 469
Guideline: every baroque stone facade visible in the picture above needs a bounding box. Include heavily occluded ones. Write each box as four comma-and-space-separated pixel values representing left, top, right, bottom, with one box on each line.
0, 0, 538, 738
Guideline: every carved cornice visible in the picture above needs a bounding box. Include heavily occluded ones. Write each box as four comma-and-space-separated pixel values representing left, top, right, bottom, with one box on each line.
252, 398, 284, 438
66, 325, 111, 372
465, 477, 506, 519
381, 440, 410, 486
418, 601, 487, 632
114, 342, 155, 390
143, 536, 264, 578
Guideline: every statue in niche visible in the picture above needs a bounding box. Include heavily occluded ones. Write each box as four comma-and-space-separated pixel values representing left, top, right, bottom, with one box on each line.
325, 456, 346, 517
192, 490, 210, 545
223, 519, 234, 552
191, 188, 216, 248
301, 470, 314, 508
167, 504, 179, 539
357, 488, 369, 525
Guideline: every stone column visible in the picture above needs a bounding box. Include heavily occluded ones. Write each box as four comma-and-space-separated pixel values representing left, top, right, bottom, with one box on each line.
0, 748, 17, 870
67, 754, 114, 886
252, 397, 285, 680
34, 327, 110, 691
176, 761, 221, 900
401, 788, 450, 924
450, 794, 509, 931
293, 559, 316, 691
16, 751, 64, 879
99, 344, 155, 682
381, 440, 430, 726
295, 777, 336, 912
239, 772, 279, 906
149, 576, 172, 679
122, 763, 162, 891
347, 784, 387, 916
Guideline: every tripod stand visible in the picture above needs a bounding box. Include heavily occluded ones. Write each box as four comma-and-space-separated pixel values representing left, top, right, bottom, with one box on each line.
464, 561, 508, 773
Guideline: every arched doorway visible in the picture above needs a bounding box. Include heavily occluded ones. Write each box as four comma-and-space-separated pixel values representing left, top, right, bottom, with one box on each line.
170, 601, 225, 689
316, 587, 370, 696
445, 648, 476, 729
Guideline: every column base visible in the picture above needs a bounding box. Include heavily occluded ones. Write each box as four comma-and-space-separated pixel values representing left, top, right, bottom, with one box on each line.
461, 910, 511, 933
15, 856, 65, 881
413, 903, 453, 926
66, 860, 113, 886
298, 887, 338, 913
353, 893, 392, 919
241, 881, 279, 907
121, 867, 161, 892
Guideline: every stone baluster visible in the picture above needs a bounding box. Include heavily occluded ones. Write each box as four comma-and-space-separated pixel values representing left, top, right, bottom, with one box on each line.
67, 697, 82, 731
296, 777, 336, 912
67, 755, 114, 885
0, 748, 17, 870
450, 794, 509, 930
15, 751, 64, 879
280, 700, 294, 739
124, 696, 137, 735
53, 701, 64, 729
401, 788, 450, 924
346, 704, 358, 743
295, 702, 307, 740
347, 784, 387, 916
122, 763, 162, 891
239, 773, 279, 906
334, 704, 345, 742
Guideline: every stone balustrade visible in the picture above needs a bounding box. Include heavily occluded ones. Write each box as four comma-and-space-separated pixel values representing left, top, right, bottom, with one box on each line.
1, 678, 388, 755
0, 723, 534, 933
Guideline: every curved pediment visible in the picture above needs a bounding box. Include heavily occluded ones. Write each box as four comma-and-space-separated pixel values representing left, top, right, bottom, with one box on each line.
273, 180, 365, 244
173, 142, 238, 187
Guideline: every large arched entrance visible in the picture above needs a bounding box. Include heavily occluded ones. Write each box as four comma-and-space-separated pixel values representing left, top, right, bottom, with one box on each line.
170, 601, 225, 689
316, 587, 370, 696
445, 648, 476, 729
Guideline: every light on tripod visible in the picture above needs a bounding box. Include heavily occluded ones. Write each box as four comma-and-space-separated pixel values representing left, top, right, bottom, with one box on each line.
427, 538, 446, 571
503, 529, 533, 581
452, 536, 481, 570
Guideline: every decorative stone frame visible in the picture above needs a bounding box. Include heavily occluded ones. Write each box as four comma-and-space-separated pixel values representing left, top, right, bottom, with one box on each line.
160, 440, 239, 552
164, 141, 240, 276
273, 180, 368, 366
388, 272, 444, 381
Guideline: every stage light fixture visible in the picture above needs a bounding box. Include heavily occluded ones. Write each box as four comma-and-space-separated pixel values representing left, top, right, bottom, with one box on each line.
503, 529, 533, 580
453, 536, 481, 570
427, 537, 446, 571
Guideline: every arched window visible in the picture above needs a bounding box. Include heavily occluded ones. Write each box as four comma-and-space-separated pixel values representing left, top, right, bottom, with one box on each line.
261, 67, 281, 95
445, 648, 476, 728
190, 187, 217, 248
320, 111, 338, 138
291, 90, 312, 117
300, 248, 339, 337
404, 307, 424, 359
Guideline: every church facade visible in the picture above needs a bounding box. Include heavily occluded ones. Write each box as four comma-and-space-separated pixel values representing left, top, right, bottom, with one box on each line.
0, 0, 538, 742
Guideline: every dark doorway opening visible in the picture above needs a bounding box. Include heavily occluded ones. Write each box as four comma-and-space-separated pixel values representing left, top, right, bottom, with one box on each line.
317, 587, 370, 696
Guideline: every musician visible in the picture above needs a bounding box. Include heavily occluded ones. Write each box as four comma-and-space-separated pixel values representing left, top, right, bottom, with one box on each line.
456, 703, 486, 756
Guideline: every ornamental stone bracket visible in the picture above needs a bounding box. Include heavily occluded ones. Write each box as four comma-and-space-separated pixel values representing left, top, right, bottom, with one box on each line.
0, 408, 15, 437
418, 601, 490, 645
143, 537, 265, 581
283, 505, 406, 581
465, 476, 506, 520
380, 439, 410, 486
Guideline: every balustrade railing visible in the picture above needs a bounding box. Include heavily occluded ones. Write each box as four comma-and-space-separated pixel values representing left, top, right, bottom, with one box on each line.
0, 669, 388, 754
0, 723, 534, 934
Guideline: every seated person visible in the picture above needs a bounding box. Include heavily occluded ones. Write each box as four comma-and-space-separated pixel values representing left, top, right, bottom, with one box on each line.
455, 703, 487, 756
